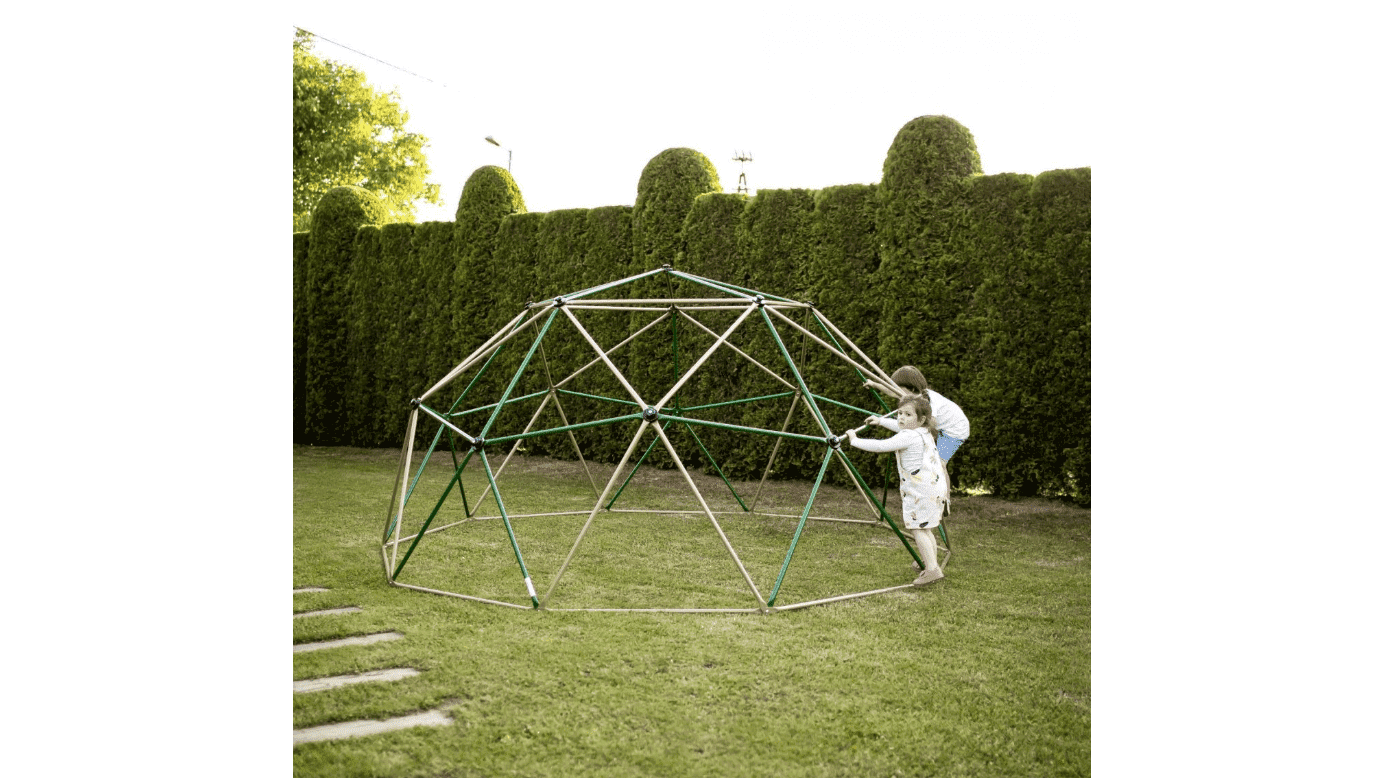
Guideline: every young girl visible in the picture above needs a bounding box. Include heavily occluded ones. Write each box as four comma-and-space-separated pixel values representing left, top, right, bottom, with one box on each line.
864, 365, 970, 465
845, 393, 949, 585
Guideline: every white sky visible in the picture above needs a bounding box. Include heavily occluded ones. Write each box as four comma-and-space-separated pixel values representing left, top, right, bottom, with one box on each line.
294, 1, 1093, 220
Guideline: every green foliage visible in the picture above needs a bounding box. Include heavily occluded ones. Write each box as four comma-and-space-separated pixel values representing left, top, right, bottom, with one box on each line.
291, 117, 1090, 502
804, 184, 890, 488
345, 225, 386, 446
875, 115, 983, 375
962, 169, 1089, 503
378, 222, 418, 446
578, 206, 637, 463
292, 231, 311, 443
727, 189, 819, 481
622, 150, 723, 470
293, 30, 441, 231
453, 166, 527, 362
631, 148, 722, 271
303, 186, 389, 444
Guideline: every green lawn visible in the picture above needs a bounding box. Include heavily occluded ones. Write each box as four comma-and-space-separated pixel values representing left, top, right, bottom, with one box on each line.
294, 445, 1090, 777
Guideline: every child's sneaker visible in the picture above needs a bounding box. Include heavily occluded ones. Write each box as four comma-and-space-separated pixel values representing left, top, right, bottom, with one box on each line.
912, 567, 944, 586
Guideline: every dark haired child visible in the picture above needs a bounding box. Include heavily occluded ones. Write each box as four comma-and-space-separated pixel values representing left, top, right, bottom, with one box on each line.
846, 393, 949, 585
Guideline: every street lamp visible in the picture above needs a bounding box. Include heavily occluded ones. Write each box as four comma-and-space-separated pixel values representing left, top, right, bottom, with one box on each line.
484, 135, 512, 172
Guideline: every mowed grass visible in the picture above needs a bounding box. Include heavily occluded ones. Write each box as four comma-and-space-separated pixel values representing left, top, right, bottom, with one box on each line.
294, 445, 1090, 777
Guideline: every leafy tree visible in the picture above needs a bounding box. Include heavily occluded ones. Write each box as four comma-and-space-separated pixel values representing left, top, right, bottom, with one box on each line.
293, 30, 441, 231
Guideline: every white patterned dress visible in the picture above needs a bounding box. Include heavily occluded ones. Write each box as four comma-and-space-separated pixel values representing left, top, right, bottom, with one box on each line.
848, 420, 949, 529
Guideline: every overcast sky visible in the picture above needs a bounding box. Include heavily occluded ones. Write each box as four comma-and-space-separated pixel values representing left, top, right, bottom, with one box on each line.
294, 1, 1094, 220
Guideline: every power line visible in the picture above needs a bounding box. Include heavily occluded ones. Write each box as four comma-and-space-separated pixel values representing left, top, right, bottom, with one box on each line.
294, 25, 454, 90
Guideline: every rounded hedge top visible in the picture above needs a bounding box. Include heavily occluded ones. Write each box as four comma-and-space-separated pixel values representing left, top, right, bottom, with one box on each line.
455, 165, 527, 222
634, 148, 722, 205
309, 185, 390, 236
880, 115, 983, 197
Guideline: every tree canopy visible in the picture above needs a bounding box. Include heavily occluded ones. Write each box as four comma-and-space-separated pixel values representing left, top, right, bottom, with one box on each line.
293, 30, 441, 231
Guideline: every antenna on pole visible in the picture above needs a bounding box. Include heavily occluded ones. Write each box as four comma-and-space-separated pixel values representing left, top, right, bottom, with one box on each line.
732, 150, 753, 194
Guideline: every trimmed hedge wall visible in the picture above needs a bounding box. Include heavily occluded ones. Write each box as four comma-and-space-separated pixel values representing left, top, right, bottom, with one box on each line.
378, 222, 418, 445
292, 231, 310, 444
303, 185, 388, 444
294, 118, 1092, 503
962, 169, 1090, 503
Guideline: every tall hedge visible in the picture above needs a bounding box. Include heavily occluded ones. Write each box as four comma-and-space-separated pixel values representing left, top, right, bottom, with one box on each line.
413, 221, 457, 396
875, 115, 982, 378
627, 149, 723, 470
527, 208, 592, 458
292, 231, 311, 444
453, 166, 526, 368
631, 148, 721, 272
580, 206, 638, 463
443, 167, 527, 438
721, 188, 820, 481
962, 168, 1089, 503
303, 185, 388, 444
374, 223, 416, 446
804, 183, 890, 488
952, 173, 1034, 492
470, 211, 546, 443
345, 224, 385, 446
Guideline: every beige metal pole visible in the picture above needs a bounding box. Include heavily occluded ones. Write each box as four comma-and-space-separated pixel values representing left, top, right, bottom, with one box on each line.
551, 311, 671, 391
765, 306, 891, 387
390, 407, 420, 579
539, 342, 599, 496
812, 308, 899, 393
420, 304, 554, 403
749, 391, 800, 512
544, 420, 653, 602
651, 421, 767, 609
561, 306, 647, 409
677, 309, 797, 392
653, 302, 757, 409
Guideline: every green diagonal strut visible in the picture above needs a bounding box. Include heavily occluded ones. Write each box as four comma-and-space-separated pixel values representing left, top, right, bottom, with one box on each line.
759, 307, 831, 433
480, 449, 540, 608
392, 455, 470, 580
679, 420, 749, 512
479, 308, 560, 441
767, 447, 834, 606
837, 450, 925, 570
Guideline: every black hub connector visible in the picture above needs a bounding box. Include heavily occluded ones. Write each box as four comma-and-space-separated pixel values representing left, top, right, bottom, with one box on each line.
410, 398, 422, 409
553, 296, 566, 308
642, 406, 660, 422
471, 437, 486, 452
754, 294, 765, 308
826, 435, 843, 450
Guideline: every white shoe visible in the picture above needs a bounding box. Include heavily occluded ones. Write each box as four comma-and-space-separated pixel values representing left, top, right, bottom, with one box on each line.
912, 567, 944, 586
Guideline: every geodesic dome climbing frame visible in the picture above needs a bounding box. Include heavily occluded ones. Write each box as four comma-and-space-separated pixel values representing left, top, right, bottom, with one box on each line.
380, 267, 950, 613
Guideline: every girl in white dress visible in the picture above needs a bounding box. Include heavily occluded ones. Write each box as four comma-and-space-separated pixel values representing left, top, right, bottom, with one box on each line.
846, 393, 949, 585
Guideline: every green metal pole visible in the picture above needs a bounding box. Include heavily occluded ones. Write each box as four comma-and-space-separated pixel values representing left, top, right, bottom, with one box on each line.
669, 414, 824, 444
679, 420, 749, 512
759, 306, 830, 434
837, 450, 925, 570
604, 434, 661, 509
767, 447, 834, 606
385, 418, 449, 544
680, 391, 797, 413
445, 342, 507, 414
555, 388, 641, 408
480, 449, 540, 609
392, 461, 468, 580
479, 308, 560, 440
486, 411, 644, 446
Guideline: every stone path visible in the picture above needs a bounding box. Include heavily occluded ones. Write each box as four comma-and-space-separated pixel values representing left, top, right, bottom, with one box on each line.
293, 587, 450, 743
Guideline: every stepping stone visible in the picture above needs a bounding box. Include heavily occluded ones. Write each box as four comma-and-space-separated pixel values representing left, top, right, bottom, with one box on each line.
293, 606, 362, 619
293, 709, 451, 745
294, 668, 419, 694
293, 587, 329, 593
293, 632, 403, 654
